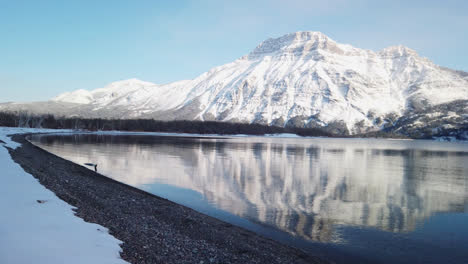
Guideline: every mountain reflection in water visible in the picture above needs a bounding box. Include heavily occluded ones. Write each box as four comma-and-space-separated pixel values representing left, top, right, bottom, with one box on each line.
31, 135, 468, 242
30, 134, 468, 263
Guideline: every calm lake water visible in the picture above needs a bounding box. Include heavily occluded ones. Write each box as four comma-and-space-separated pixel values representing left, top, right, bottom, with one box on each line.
30, 134, 468, 264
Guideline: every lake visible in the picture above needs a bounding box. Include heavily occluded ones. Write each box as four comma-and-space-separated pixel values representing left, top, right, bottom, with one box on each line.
29, 134, 468, 264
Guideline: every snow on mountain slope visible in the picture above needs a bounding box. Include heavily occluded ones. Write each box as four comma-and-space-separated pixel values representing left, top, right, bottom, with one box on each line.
148, 31, 467, 131
8, 32, 468, 134
52, 78, 156, 106
53, 89, 94, 104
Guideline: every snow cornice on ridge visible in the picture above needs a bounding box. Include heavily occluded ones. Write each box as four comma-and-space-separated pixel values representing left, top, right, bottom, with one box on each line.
247, 31, 336, 58
379, 45, 419, 57
104, 78, 156, 88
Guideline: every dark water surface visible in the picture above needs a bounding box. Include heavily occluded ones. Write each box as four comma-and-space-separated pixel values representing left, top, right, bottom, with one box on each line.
30, 134, 468, 264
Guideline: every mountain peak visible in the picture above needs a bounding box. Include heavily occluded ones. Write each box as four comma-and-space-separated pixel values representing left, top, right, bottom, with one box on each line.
284, 31, 332, 42
104, 78, 155, 89
248, 31, 337, 58
52, 89, 93, 104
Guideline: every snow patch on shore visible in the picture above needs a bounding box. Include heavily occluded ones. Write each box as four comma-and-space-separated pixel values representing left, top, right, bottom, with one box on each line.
0, 127, 128, 264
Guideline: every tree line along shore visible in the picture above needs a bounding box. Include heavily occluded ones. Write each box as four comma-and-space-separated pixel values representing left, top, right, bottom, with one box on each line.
0, 111, 416, 139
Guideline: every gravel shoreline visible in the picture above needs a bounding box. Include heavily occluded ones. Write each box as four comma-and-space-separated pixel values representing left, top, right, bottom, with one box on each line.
8, 134, 330, 264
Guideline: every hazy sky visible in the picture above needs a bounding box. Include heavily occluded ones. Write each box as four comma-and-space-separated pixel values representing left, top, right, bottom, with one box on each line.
1, 0, 467, 102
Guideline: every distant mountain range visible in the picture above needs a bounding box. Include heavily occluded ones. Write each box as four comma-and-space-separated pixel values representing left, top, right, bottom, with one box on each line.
1, 31, 467, 138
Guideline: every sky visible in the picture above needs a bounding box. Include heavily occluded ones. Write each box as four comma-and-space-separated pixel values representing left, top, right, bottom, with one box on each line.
0, 0, 467, 102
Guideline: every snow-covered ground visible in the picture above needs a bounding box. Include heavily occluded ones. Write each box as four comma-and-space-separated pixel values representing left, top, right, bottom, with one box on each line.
0, 127, 128, 264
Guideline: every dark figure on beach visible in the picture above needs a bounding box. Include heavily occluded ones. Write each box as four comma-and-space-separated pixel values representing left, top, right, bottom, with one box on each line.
84, 163, 97, 172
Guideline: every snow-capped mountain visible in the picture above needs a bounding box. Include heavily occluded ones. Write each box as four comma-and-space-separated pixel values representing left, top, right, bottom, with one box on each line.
2, 31, 467, 136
